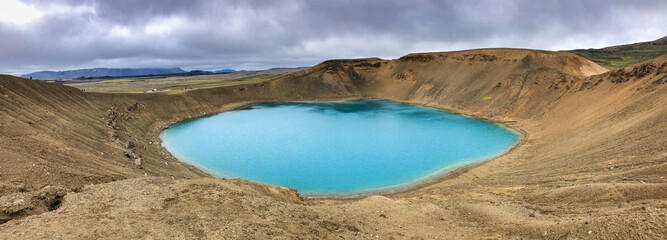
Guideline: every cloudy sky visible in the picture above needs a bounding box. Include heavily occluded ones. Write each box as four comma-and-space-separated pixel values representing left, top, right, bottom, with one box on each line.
0, 0, 666, 75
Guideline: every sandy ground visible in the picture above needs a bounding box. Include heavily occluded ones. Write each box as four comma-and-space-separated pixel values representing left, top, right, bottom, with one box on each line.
1, 49, 666, 239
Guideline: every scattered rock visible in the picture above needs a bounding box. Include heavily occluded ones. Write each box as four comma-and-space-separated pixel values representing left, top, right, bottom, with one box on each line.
379, 214, 387, 218
124, 149, 134, 158
528, 213, 536, 218
125, 141, 135, 149
0, 182, 30, 196
651, 75, 667, 85
134, 157, 144, 169
618, 203, 623, 208
585, 220, 589, 224
0, 186, 68, 223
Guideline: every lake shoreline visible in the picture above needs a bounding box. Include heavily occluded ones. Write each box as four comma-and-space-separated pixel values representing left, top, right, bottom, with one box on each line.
159, 98, 523, 199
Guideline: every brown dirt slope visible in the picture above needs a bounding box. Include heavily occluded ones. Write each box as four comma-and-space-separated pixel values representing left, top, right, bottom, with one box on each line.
1, 49, 666, 239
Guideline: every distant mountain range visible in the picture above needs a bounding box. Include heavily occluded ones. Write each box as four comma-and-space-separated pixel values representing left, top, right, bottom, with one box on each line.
22, 68, 187, 80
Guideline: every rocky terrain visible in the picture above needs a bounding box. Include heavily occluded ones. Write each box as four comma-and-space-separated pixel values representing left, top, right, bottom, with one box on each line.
1, 48, 666, 239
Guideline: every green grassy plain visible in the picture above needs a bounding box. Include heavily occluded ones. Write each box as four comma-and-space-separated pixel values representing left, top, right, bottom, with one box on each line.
568, 36, 667, 68
66, 73, 284, 94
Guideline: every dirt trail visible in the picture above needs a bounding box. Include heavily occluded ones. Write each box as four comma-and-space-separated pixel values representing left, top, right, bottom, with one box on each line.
1, 49, 666, 239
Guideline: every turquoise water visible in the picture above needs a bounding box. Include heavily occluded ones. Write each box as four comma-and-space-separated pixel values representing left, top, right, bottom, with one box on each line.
161, 100, 520, 197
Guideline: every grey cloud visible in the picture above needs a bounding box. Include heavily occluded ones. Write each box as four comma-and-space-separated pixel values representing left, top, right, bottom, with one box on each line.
1, 0, 666, 75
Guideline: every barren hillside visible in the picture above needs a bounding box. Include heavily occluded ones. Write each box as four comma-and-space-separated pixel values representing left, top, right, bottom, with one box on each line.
1, 49, 666, 239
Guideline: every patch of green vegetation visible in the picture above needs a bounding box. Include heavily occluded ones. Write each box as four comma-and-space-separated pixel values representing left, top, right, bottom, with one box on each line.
567, 37, 667, 68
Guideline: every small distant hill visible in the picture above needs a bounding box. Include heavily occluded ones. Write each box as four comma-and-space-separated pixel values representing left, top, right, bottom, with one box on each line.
22, 67, 187, 80
187, 70, 215, 74
215, 69, 238, 73
568, 36, 667, 68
